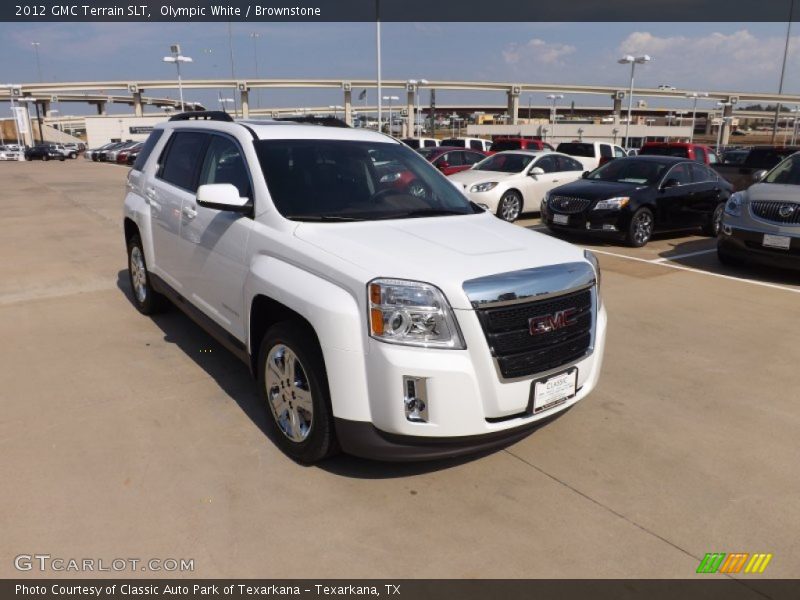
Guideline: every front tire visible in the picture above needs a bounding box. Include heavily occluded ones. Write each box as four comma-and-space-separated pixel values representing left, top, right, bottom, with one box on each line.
702, 202, 725, 237
626, 207, 654, 247
497, 190, 523, 222
126, 234, 168, 315
42, 154, 49, 162
258, 322, 337, 464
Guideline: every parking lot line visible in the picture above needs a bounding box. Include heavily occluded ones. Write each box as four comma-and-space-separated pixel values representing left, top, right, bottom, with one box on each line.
652, 249, 717, 263
584, 247, 800, 295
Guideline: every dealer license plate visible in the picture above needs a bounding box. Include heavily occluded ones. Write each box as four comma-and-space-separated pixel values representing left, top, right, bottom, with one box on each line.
553, 214, 569, 225
763, 234, 791, 250
532, 369, 577, 414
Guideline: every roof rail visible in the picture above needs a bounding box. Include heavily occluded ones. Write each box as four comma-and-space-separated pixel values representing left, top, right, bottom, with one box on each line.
273, 116, 350, 128
168, 110, 233, 122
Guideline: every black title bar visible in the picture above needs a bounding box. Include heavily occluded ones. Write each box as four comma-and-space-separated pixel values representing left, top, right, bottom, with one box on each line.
2, 0, 799, 22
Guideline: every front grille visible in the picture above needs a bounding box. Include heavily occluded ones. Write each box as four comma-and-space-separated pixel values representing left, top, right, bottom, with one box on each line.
549, 196, 592, 214
476, 288, 594, 379
751, 201, 800, 225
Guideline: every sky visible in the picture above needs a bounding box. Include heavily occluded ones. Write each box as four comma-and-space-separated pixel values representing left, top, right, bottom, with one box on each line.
0, 21, 797, 115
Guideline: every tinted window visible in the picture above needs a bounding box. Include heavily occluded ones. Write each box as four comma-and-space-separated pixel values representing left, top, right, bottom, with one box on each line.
746, 148, 797, 170
401, 139, 417, 148
614, 146, 627, 158
423, 139, 437, 147
535, 155, 559, 173
588, 158, 671, 185
474, 153, 534, 173
254, 140, 478, 221
158, 132, 208, 191
462, 151, 484, 165
132, 130, 164, 172
556, 142, 595, 157
600, 145, 613, 158
694, 147, 706, 163
764, 154, 800, 185
690, 163, 713, 183
491, 140, 523, 151
443, 152, 464, 166
640, 145, 689, 158
469, 140, 484, 150
440, 139, 465, 147
198, 135, 251, 198
557, 155, 584, 171
665, 163, 692, 185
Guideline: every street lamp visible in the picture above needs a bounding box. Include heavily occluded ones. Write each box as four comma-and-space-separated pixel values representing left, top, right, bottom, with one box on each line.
716, 101, 733, 152
382, 95, 398, 134
31, 42, 43, 82
685, 92, 709, 143
407, 79, 429, 136
618, 54, 651, 149
163, 44, 193, 112
791, 106, 800, 145
250, 32, 261, 108
546, 94, 563, 142
218, 95, 234, 112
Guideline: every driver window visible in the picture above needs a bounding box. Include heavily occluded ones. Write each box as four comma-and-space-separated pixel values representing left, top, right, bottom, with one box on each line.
534, 155, 558, 173
666, 163, 692, 185
198, 135, 251, 199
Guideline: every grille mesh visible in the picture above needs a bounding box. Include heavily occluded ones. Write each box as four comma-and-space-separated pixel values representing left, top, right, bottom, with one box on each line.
549, 196, 592, 214
751, 201, 800, 225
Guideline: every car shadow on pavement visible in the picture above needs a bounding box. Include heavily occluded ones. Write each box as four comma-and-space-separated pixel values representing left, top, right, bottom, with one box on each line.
116, 270, 512, 478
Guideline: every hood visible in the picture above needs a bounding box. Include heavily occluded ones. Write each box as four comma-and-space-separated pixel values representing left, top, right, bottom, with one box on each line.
448, 169, 517, 187
747, 183, 800, 203
549, 178, 646, 201
294, 211, 587, 309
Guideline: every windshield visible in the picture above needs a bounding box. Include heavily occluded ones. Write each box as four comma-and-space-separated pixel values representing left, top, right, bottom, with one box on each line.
588, 159, 671, 185
417, 147, 438, 159
255, 139, 480, 221
764, 153, 800, 186
473, 153, 534, 173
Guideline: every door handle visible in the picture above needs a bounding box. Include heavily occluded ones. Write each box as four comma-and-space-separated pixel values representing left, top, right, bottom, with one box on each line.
182, 205, 197, 220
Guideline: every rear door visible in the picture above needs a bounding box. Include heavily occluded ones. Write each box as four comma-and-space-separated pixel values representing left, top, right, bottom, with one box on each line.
178, 133, 255, 339
148, 130, 209, 290
657, 162, 695, 228
523, 154, 562, 204
687, 163, 721, 223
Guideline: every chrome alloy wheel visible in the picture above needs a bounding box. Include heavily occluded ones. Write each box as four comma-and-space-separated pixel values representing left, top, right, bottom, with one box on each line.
499, 193, 522, 221
265, 344, 314, 443
129, 246, 148, 303
712, 204, 724, 236
632, 211, 653, 245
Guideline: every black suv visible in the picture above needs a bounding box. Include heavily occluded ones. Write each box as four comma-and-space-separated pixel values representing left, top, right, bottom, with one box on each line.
24, 144, 65, 161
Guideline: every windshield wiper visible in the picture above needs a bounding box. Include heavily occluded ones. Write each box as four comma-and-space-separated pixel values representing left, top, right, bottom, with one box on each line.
374, 208, 469, 220
284, 215, 365, 222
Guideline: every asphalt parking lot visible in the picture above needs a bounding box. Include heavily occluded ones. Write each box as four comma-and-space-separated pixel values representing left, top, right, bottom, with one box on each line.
2, 160, 799, 582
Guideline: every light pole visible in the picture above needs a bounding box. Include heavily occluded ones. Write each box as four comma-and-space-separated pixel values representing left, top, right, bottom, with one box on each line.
791, 106, 800, 145
715, 101, 732, 152
218, 94, 234, 112
376, 0, 382, 135
685, 92, 708, 143
618, 54, 651, 149
546, 94, 563, 142
163, 44, 193, 112
250, 32, 261, 108
382, 95, 398, 134
31, 42, 43, 82
407, 79, 428, 136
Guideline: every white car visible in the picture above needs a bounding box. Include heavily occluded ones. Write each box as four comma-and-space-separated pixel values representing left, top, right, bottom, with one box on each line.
123, 112, 606, 463
449, 151, 586, 222
0, 145, 21, 161
401, 137, 439, 149
556, 141, 627, 171
439, 137, 493, 151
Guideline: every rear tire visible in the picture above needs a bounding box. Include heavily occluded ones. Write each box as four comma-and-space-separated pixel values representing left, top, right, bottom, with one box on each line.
42, 155, 49, 162
126, 234, 168, 315
626, 207, 654, 247
258, 322, 338, 464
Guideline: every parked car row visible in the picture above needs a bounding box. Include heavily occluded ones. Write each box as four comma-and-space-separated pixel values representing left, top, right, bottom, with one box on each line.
85, 141, 143, 165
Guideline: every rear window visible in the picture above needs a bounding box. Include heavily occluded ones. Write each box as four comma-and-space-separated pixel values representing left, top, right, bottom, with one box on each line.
491, 140, 523, 151
556, 143, 595, 158
640, 145, 689, 158
132, 130, 165, 172
469, 140, 484, 150
440, 139, 465, 147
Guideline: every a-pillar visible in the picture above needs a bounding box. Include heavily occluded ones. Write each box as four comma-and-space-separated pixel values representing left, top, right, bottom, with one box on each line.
507, 86, 520, 125
240, 88, 250, 118
405, 88, 415, 137
612, 92, 624, 124
343, 88, 353, 126
133, 91, 143, 117
721, 101, 734, 146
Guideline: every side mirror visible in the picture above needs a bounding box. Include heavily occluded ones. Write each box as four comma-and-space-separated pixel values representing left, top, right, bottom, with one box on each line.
661, 178, 680, 190
529, 166, 545, 177
196, 183, 250, 213
581, 171, 590, 179
752, 169, 768, 183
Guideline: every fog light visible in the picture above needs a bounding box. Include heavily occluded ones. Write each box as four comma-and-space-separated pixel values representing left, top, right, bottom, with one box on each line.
723, 224, 732, 236
585, 222, 591, 229
403, 376, 429, 422
602, 224, 618, 231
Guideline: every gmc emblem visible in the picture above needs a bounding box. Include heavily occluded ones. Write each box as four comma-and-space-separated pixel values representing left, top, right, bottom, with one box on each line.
529, 308, 578, 335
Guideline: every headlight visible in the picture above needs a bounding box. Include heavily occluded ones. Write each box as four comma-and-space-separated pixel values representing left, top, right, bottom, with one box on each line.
725, 192, 745, 217
380, 172, 402, 183
584, 250, 602, 308
470, 182, 498, 193
368, 278, 465, 349
593, 196, 630, 210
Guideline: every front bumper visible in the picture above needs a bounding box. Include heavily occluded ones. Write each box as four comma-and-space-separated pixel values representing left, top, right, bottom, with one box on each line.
541, 204, 630, 237
719, 224, 800, 270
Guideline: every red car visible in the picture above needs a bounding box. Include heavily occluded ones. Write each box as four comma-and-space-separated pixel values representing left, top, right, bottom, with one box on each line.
639, 142, 718, 166
490, 137, 554, 152
116, 143, 143, 164
418, 146, 489, 175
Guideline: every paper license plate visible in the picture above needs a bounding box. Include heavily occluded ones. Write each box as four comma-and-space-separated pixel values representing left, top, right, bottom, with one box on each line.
763, 234, 791, 250
532, 369, 577, 414
553, 214, 569, 225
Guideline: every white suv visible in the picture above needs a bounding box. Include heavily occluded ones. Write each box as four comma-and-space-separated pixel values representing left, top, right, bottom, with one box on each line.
123, 112, 607, 463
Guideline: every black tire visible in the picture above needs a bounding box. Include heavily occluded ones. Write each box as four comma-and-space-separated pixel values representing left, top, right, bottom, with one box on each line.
625, 207, 655, 247
717, 242, 745, 267
69, 153, 77, 159
59, 155, 65, 162
42, 154, 49, 162
497, 190, 523, 222
702, 202, 725, 237
126, 234, 168, 315
258, 322, 337, 464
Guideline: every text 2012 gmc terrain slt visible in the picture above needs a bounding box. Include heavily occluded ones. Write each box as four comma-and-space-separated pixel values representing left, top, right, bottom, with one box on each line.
123, 112, 607, 463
